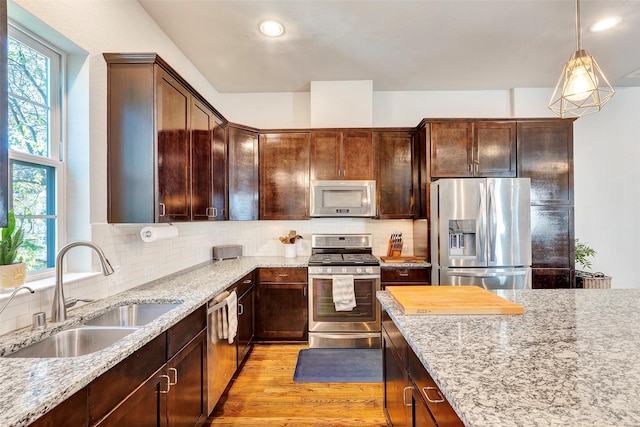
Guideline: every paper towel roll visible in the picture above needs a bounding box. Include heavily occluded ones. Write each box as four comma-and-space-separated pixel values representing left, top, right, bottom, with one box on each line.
140, 225, 179, 243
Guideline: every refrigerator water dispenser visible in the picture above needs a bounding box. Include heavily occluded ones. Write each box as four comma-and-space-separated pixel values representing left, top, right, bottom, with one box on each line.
448, 220, 476, 257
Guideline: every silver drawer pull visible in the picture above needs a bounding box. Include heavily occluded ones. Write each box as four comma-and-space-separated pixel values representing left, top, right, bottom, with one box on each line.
422, 386, 445, 403
243, 279, 252, 284
278, 273, 289, 277
238, 303, 244, 316
403, 386, 413, 406
159, 374, 171, 394
168, 367, 178, 385
398, 273, 409, 277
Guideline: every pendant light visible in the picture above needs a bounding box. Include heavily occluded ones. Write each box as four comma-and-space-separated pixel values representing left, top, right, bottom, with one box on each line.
548, 0, 615, 118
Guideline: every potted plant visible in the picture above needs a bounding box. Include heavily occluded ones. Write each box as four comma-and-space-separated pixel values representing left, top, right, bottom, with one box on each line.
0, 211, 26, 289
575, 238, 610, 289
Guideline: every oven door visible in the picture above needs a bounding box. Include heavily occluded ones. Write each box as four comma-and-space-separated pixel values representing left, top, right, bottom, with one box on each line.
308, 274, 380, 333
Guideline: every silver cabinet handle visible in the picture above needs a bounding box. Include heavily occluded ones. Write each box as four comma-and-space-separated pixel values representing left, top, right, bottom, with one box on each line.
243, 279, 252, 284
238, 303, 244, 316
160, 374, 171, 394
206, 207, 214, 217
403, 386, 413, 407
278, 273, 289, 277
398, 273, 409, 277
159, 203, 166, 217
168, 367, 178, 386
422, 386, 445, 404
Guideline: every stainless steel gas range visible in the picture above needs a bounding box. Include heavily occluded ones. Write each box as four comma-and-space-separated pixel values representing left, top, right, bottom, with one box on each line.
307, 234, 381, 349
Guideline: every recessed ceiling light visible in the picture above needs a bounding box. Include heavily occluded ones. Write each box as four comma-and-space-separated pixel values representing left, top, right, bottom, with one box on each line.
589, 17, 621, 32
259, 20, 285, 37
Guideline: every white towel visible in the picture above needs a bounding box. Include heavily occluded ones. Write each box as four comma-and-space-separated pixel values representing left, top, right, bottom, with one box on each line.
225, 290, 238, 344
332, 275, 356, 312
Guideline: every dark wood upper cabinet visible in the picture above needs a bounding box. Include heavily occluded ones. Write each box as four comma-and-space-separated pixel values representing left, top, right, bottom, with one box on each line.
310, 130, 374, 180
430, 122, 473, 177
431, 121, 516, 178
191, 98, 214, 221
375, 131, 414, 219
228, 126, 259, 220
259, 132, 310, 220
104, 53, 227, 223
211, 119, 228, 220
155, 67, 191, 222
517, 120, 574, 205
474, 121, 516, 177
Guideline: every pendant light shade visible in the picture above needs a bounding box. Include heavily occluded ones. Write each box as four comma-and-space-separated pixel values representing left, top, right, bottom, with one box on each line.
548, 0, 614, 118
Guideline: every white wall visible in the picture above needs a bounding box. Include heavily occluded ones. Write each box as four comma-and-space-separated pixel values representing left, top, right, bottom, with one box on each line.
2, 0, 637, 336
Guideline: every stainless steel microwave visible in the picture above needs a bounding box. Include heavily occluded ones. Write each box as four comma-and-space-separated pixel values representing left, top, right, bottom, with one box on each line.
310, 180, 376, 217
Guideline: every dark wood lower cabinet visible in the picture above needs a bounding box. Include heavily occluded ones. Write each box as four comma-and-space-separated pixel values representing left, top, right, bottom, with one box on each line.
256, 268, 308, 341
381, 267, 430, 289
383, 310, 463, 427
29, 388, 88, 427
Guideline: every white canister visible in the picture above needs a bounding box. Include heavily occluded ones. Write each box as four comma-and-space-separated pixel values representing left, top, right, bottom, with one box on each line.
284, 244, 296, 258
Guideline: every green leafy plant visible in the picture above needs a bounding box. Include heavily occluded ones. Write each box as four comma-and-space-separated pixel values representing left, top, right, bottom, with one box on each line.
0, 211, 25, 266
575, 238, 596, 271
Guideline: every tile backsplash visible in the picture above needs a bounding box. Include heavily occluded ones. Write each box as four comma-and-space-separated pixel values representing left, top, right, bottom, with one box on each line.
0, 218, 420, 336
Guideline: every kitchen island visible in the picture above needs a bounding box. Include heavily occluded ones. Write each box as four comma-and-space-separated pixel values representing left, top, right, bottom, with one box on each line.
0, 256, 308, 427
378, 288, 640, 426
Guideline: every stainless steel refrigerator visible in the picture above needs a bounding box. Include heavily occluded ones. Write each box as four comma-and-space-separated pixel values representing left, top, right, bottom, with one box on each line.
430, 178, 532, 290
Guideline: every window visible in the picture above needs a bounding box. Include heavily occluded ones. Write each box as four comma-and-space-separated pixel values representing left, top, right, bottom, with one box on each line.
7, 24, 63, 276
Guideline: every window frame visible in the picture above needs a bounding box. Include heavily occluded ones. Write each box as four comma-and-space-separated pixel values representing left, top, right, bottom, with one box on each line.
7, 22, 66, 281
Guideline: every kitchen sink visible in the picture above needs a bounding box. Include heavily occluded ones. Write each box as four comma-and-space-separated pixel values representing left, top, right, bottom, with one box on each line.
6, 326, 136, 358
84, 303, 180, 327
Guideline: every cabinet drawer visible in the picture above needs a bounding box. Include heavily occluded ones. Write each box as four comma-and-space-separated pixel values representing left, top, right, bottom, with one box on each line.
167, 305, 206, 359
258, 267, 308, 283
382, 268, 429, 283
408, 349, 463, 426
234, 271, 255, 296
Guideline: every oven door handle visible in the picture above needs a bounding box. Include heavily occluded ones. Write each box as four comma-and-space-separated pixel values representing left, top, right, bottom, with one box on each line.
309, 274, 381, 281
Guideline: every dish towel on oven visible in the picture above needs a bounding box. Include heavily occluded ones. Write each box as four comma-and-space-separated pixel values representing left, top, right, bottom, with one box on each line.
332, 275, 356, 311
225, 290, 238, 344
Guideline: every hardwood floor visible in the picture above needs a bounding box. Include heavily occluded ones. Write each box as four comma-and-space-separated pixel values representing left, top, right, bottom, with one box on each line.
204, 344, 389, 426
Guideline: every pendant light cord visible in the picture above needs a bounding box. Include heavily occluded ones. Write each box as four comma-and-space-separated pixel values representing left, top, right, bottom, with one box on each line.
575, 0, 582, 51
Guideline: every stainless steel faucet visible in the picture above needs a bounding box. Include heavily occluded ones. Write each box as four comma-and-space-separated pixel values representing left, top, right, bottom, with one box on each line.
0, 286, 35, 315
51, 241, 115, 322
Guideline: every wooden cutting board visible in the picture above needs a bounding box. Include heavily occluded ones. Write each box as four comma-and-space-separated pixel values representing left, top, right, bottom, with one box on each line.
386, 285, 524, 315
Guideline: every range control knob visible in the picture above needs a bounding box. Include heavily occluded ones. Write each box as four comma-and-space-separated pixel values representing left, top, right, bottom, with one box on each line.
356, 267, 363, 274
326, 267, 332, 274
365, 267, 373, 274
341, 267, 347, 274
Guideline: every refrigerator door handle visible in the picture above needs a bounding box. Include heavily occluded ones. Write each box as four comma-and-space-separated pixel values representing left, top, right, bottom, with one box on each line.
488, 181, 497, 263
477, 181, 486, 263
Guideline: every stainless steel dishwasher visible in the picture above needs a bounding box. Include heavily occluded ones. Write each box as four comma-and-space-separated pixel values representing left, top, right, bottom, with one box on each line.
207, 289, 238, 415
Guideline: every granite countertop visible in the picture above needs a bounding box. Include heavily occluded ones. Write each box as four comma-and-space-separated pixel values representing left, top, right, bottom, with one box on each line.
0, 256, 309, 427
378, 288, 640, 427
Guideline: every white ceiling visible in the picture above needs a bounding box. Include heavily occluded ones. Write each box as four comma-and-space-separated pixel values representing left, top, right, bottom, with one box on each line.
139, 0, 640, 93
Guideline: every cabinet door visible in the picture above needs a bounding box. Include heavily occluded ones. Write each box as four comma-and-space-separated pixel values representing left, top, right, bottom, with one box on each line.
156, 66, 191, 222
517, 120, 574, 205
412, 389, 438, 427
190, 98, 214, 221
256, 268, 308, 341
531, 205, 574, 289
342, 131, 374, 179
383, 330, 411, 427
211, 120, 228, 220
228, 126, 259, 220
474, 122, 516, 177
310, 131, 341, 180
237, 286, 255, 364
430, 122, 473, 177
167, 330, 206, 427
94, 368, 167, 427
259, 133, 310, 220
375, 131, 414, 218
